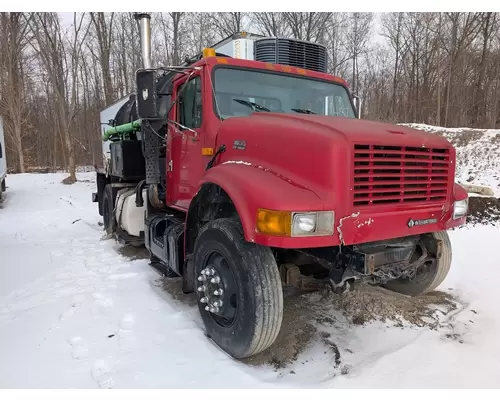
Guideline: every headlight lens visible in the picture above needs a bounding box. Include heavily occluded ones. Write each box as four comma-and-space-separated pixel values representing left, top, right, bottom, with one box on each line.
256, 209, 335, 237
292, 211, 334, 237
453, 198, 468, 219
293, 214, 317, 234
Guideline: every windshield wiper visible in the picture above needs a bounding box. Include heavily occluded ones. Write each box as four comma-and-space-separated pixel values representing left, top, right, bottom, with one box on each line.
291, 108, 316, 115
233, 99, 270, 112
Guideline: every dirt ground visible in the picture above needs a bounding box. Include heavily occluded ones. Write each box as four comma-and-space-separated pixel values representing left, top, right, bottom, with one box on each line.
242, 285, 458, 369
156, 275, 459, 370
466, 196, 500, 226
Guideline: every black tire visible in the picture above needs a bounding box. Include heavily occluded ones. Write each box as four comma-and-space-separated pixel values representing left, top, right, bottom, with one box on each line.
96, 173, 108, 216
193, 218, 283, 359
102, 184, 116, 235
1, 178, 5, 192
383, 231, 452, 296
98, 197, 104, 216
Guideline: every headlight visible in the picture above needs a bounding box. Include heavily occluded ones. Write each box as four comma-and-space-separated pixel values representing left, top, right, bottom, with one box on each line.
453, 198, 468, 219
256, 209, 334, 237
292, 211, 334, 236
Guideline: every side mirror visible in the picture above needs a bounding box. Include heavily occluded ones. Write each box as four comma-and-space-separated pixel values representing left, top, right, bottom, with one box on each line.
352, 95, 362, 119
136, 69, 161, 120
157, 81, 173, 120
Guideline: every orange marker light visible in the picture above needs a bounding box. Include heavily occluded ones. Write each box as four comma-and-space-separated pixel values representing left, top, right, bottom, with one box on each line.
203, 48, 216, 58
202, 148, 214, 156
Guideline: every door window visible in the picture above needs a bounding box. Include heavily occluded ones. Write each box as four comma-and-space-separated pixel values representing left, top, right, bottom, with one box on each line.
179, 76, 202, 128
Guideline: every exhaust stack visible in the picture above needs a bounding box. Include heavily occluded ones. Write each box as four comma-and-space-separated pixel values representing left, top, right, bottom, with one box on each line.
134, 13, 152, 69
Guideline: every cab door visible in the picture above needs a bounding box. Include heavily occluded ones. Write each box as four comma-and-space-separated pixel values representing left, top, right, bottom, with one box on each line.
166, 70, 206, 210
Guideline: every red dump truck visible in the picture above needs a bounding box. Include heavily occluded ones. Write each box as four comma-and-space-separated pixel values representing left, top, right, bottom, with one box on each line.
92, 13, 468, 359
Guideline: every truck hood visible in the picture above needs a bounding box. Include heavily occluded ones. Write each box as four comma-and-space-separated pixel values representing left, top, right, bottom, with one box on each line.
215, 113, 455, 209
239, 113, 451, 148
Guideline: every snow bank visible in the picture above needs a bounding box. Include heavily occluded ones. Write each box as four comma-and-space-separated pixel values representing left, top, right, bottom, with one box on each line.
402, 123, 500, 197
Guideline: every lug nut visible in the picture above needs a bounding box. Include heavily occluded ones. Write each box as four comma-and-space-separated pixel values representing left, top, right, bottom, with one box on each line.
211, 276, 221, 284
209, 268, 216, 276
200, 297, 208, 303
197, 286, 205, 292
214, 300, 223, 307
213, 289, 223, 296
205, 306, 210, 311
197, 275, 206, 282
213, 306, 220, 313
209, 307, 215, 313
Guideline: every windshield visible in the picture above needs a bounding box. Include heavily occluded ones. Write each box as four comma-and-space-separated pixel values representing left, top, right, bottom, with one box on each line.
213, 67, 356, 119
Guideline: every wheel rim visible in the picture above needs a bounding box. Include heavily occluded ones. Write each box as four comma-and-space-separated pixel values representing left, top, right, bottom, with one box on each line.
196, 250, 239, 327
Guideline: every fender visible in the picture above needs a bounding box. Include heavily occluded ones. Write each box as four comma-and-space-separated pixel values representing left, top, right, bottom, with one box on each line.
443, 182, 468, 230
197, 162, 325, 246
453, 182, 468, 201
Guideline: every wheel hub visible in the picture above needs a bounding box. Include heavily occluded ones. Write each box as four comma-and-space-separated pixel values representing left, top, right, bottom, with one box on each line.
197, 265, 225, 314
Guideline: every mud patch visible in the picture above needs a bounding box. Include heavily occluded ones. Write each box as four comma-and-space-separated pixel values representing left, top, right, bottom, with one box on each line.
117, 245, 150, 261
245, 284, 459, 370
311, 285, 458, 328
466, 196, 500, 226
156, 273, 460, 372
243, 287, 317, 369
161, 277, 197, 307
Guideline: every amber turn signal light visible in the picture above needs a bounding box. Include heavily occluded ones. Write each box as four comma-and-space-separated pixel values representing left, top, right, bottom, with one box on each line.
256, 209, 292, 237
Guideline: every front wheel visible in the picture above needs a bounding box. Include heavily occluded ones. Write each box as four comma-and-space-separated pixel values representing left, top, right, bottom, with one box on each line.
383, 231, 452, 296
193, 218, 284, 359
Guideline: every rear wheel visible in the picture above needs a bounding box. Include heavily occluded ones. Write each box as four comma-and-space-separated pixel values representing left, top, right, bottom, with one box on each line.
1, 178, 5, 192
102, 185, 116, 235
193, 218, 283, 359
383, 231, 452, 296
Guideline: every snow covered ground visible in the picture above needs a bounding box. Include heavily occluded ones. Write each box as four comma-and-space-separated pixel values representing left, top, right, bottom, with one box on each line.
1, 173, 500, 388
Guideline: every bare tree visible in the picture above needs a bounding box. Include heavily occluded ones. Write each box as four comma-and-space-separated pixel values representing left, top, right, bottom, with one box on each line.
4, 12, 500, 174
28, 12, 88, 182
381, 12, 409, 118
89, 12, 115, 105
211, 12, 248, 38
252, 12, 291, 37
0, 12, 32, 172
345, 12, 373, 93
283, 12, 331, 42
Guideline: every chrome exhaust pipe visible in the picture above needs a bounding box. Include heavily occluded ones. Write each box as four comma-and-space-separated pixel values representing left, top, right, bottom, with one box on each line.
134, 13, 152, 69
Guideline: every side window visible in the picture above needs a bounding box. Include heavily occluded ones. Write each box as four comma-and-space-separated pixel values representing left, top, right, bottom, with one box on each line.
179, 76, 202, 129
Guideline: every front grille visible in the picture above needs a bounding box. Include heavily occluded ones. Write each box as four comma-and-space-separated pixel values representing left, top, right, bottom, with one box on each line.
353, 144, 451, 207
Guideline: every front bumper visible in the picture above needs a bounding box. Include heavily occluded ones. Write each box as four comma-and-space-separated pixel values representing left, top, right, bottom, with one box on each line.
253, 202, 465, 249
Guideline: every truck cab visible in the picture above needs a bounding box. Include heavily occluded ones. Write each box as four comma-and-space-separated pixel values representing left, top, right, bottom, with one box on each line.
93, 15, 468, 360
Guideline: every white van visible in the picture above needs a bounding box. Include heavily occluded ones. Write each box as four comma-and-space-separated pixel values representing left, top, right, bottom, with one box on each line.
0, 116, 6, 200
